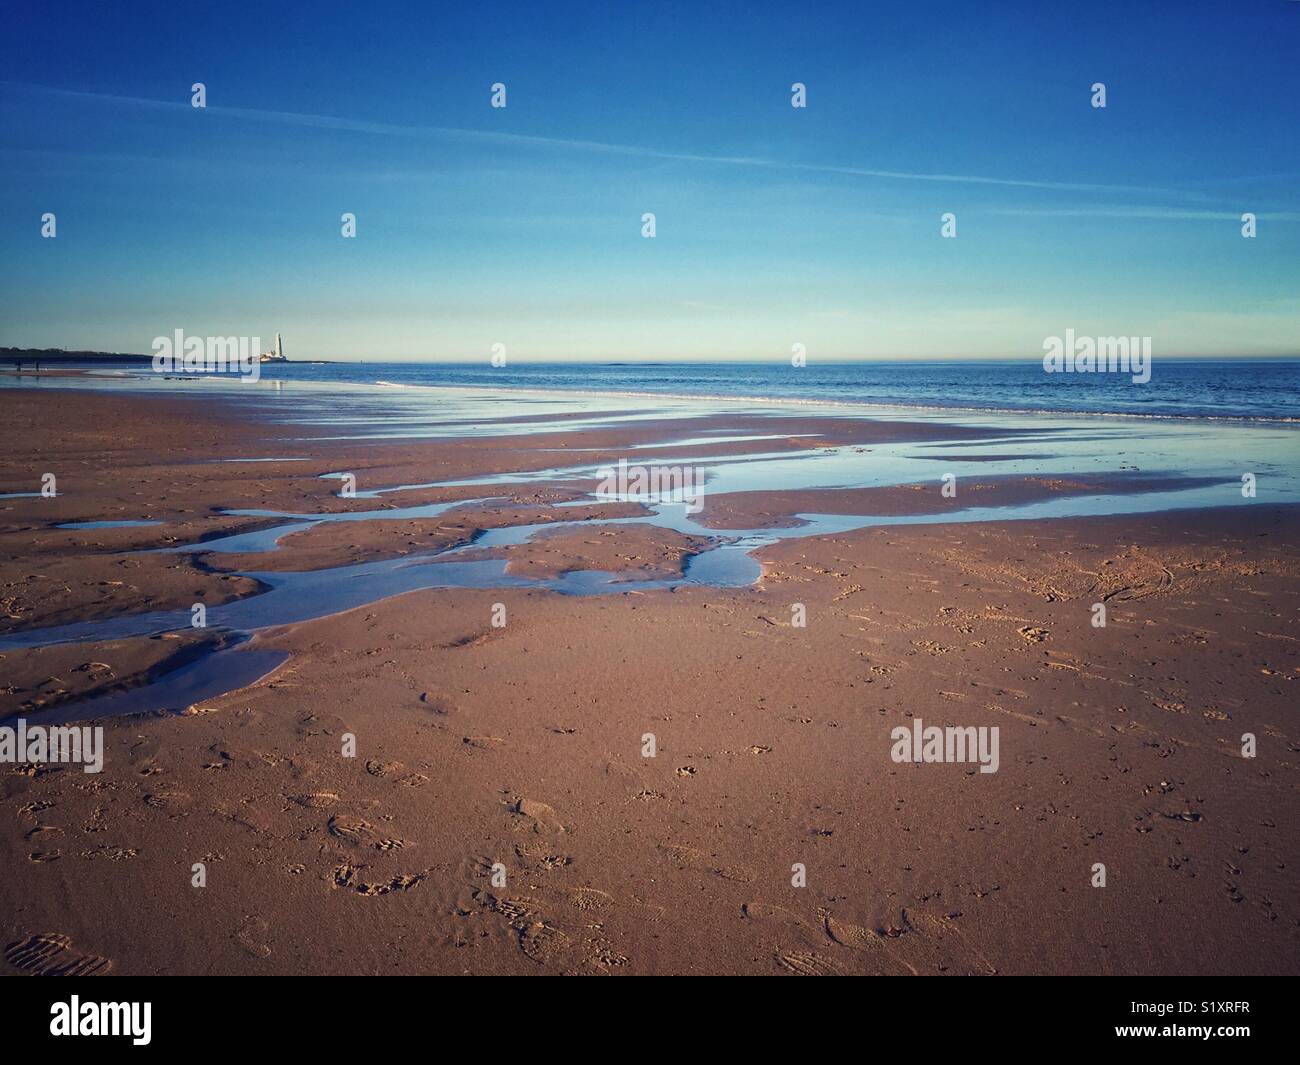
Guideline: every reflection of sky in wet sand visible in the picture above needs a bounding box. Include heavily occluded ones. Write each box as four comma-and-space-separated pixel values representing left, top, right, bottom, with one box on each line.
6, 374, 1297, 721
57, 520, 162, 529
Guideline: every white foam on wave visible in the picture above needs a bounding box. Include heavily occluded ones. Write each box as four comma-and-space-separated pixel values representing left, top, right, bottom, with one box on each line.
359, 379, 1300, 425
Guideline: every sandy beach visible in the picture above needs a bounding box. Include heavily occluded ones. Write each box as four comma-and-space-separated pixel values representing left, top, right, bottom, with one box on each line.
1, 381, 1296, 976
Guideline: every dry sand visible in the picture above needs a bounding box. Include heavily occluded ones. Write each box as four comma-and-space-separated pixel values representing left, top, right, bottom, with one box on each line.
1, 386, 1296, 975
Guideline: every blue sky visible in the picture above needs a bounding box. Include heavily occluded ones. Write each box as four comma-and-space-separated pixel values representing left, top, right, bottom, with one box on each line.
2, 0, 1297, 361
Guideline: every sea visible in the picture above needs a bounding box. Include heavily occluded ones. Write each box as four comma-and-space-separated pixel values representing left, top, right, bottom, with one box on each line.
241, 358, 1300, 423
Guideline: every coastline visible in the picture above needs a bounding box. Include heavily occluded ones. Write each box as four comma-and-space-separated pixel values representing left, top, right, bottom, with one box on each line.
1, 382, 1297, 975
7, 361, 1300, 424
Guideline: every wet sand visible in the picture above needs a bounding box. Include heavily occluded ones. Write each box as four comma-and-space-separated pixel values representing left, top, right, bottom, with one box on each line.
1, 384, 1297, 975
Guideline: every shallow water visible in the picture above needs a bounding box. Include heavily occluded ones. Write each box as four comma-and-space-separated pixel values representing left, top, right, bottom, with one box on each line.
58, 520, 162, 529
25, 647, 290, 728
5, 373, 1298, 722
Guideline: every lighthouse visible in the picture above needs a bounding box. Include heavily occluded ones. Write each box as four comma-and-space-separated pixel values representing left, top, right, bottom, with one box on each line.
260, 333, 287, 363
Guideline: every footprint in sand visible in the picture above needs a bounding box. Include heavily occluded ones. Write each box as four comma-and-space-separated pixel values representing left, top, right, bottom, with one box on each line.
514, 840, 573, 869
518, 921, 574, 966
627, 897, 666, 924
483, 883, 630, 969
818, 913, 914, 975
775, 950, 844, 976
235, 917, 272, 959
477, 893, 580, 969
822, 913, 879, 949
289, 791, 340, 809
742, 901, 995, 976
566, 886, 614, 913
354, 873, 426, 897
480, 892, 540, 925
144, 789, 193, 811
828, 909, 997, 975
740, 901, 826, 953
5, 932, 111, 976
512, 798, 567, 836
331, 861, 427, 897
80, 845, 139, 861
660, 843, 754, 884
328, 813, 378, 846
590, 940, 630, 970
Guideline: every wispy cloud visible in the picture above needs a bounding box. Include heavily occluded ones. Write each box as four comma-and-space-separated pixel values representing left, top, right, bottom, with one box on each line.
987, 205, 1300, 222
1, 80, 1220, 200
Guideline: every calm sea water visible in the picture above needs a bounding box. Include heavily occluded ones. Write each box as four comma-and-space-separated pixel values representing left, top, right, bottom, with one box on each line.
243, 359, 1300, 422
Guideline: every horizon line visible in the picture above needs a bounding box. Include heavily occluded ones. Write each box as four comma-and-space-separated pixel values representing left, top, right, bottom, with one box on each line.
4, 349, 1298, 364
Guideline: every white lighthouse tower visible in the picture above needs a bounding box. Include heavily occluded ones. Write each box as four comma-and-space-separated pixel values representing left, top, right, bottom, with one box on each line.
260, 333, 287, 363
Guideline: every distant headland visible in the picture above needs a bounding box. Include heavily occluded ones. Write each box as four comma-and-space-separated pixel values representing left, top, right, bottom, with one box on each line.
0, 348, 152, 369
